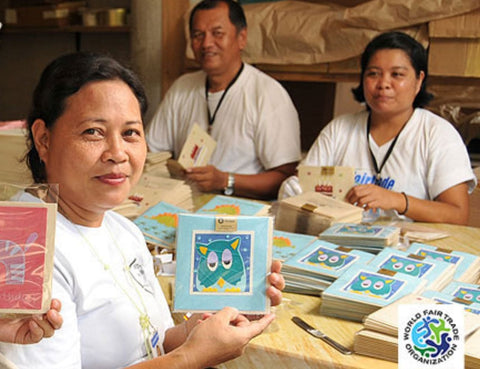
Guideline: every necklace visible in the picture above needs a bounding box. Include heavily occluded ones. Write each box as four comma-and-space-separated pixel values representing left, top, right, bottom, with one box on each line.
73, 219, 159, 359
205, 63, 244, 131
366, 114, 407, 185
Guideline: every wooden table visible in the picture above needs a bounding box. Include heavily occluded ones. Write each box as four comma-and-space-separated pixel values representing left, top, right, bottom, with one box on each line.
214, 223, 480, 369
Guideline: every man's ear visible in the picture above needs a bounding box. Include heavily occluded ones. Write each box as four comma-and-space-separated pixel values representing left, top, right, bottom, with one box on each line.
31, 119, 50, 164
238, 28, 247, 51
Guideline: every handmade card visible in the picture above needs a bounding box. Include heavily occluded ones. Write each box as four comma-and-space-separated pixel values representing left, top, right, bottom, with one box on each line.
319, 222, 400, 247
133, 201, 190, 248
272, 230, 317, 262
322, 264, 425, 306
441, 281, 480, 305
0, 201, 56, 314
298, 165, 355, 201
174, 213, 272, 313
407, 243, 480, 283
195, 195, 270, 216
167, 123, 217, 179
283, 239, 373, 280
422, 290, 480, 315
367, 248, 455, 290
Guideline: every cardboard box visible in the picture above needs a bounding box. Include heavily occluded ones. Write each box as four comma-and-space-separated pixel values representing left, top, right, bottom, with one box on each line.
429, 38, 480, 77
428, 9, 480, 77
4, 1, 85, 27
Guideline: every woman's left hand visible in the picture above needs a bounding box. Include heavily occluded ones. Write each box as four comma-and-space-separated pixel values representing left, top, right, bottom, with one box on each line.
346, 184, 406, 214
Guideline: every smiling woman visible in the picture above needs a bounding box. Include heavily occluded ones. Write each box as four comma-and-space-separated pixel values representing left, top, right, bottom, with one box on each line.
280, 31, 477, 225
0, 51, 284, 369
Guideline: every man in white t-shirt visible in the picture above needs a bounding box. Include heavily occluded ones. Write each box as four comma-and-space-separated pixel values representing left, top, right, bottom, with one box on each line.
146, 0, 301, 200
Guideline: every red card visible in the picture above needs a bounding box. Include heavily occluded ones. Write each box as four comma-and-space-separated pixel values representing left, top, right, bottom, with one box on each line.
0, 206, 48, 311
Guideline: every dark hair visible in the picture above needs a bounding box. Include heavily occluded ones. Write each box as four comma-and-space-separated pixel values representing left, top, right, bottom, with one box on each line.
352, 31, 433, 108
25, 52, 148, 183
189, 0, 247, 34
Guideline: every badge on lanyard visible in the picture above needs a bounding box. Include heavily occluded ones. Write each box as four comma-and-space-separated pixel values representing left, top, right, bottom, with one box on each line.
148, 330, 160, 358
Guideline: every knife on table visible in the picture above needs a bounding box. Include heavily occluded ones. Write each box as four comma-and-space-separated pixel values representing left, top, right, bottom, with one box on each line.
292, 316, 352, 355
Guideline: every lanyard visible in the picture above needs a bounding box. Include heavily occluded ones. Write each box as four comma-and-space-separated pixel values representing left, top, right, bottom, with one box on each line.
74, 221, 157, 359
366, 115, 405, 185
205, 63, 244, 127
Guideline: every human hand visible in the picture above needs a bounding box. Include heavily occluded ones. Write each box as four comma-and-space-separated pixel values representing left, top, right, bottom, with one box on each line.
185, 165, 227, 192
267, 260, 284, 307
181, 307, 275, 368
0, 298, 63, 344
346, 184, 405, 213
277, 175, 302, 199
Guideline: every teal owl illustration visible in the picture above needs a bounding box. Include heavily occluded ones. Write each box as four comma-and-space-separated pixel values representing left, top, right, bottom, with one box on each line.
307, 248, 348, 269
381, 256, 427, 277
194, 237, 246, 293
454, 288, 480, 303
349, 272, 394, 298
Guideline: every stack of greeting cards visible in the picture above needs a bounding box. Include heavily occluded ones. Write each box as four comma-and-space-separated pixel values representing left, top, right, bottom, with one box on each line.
407, 243, 480, 283
437, 280, 480, 309
173, 213, 273, 314
133, 201, 190, 249
114, 173, 194, 218
354, 293, 480, 363
0, 128, 31, 185
297, 165, 355, 201
319, 223, 400, 252
272, 230, 317, 262
282, 239, 373, 295
466, 327, 480, 369
367, 248, 456, 291
195, 195, 270, 216
274, 191, 363, 236
0, 200, 57, 315
320, 265, 427, 321
143, 151, 172, 177
422, 290, 480, 315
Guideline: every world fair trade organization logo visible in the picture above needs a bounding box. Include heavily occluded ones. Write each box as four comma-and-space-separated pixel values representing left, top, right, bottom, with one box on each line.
398, 304, 464, 369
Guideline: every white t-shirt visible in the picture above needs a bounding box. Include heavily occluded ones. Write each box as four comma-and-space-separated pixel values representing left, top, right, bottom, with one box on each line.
146, 63, 302, 174
303, 108, 476, 215
0, 209, 174, 369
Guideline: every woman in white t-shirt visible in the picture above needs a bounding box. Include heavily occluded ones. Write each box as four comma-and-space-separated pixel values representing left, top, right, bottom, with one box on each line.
0, 51, 284, 369
280, 31, 476, 224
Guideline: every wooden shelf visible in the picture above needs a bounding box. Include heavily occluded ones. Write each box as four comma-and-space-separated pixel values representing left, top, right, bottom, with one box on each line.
1, 25, 129, 33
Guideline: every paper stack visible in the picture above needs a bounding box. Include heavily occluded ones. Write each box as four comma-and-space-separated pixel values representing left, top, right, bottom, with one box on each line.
195, 195, 270, 216
320, 265, 427, 322
274, 191, 363, 236
282, 239, 373, 295
367, 248, 456, 291
143, 151, 172, 177
407, 243, 480, 284
422, 289, 480, 315
113, 173, 194, 218
319, 223, 400, 253
466, 328, 480, 369
133, 201, 190, 250
0, 129, 32, 185
354, 294, 480, 364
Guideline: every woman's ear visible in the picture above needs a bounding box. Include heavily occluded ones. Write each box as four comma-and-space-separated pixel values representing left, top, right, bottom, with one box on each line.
31, 119, 50, 164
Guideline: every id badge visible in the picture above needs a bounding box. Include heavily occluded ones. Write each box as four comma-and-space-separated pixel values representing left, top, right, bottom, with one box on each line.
148, 330, 160, 358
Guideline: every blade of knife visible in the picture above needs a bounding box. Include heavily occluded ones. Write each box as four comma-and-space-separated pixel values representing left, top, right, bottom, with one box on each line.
292, 316, 352, 355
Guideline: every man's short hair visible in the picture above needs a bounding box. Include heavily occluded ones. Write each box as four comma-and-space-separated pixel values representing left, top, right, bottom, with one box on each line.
189, 0, 247, 34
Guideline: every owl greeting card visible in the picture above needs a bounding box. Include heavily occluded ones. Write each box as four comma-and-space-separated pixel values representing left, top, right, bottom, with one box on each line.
173, 213, 273, 313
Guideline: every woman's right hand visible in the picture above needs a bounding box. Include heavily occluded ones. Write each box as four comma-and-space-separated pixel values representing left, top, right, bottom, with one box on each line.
278, 175, 302, 199
179, 307, 275, 368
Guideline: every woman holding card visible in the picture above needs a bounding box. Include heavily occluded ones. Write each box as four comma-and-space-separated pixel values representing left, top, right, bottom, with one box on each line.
280, 31, 476, 225
0, 52, 284, 369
